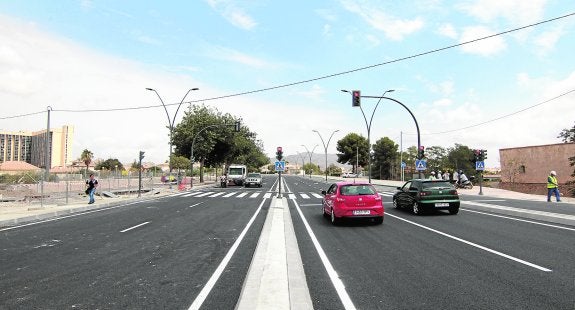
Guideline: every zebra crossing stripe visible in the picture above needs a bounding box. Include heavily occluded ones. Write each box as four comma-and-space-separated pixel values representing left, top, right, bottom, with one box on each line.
183, 192, 202, 197
311, 193, 323, 199
209, 192, 225, 197
195, 192, 214, 197
223, 192, 237, 197
288, 194, 296, 200
250, 192, 260, 198
263, 193, 272, 199
236, 192, 249, 198
379, 192, 394, 197
300, 193, 310, 199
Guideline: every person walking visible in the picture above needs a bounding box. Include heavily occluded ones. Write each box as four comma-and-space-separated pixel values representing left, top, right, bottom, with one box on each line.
443, 170, 450, 181
429, 171, 437, 180
86, 173, 98, 204
547, 171, 561, 202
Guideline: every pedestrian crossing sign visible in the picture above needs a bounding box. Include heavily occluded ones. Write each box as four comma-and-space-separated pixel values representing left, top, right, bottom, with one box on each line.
475, 161, 485, 171
275, 161, 286, 172
415, 160, 427, 171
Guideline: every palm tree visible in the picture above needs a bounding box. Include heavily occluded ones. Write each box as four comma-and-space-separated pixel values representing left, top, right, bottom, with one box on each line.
80, 149, 94, 178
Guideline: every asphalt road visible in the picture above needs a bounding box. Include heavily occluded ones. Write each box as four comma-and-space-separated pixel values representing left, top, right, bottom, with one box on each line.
1, 174, 574, 309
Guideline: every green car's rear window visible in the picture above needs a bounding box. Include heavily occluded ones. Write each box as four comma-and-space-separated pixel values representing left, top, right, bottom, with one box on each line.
422, 181, 453, 189
340, 185, 376, 196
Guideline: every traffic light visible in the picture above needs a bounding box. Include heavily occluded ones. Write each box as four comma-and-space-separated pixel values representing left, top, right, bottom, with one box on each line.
139, 151, 145, 161
352, 90, 361, 107
481, 149, 487, 160
417, 145, 425, 159
474, 149, 481, 161
276, 146, 283, 161
234, 121, 241, 132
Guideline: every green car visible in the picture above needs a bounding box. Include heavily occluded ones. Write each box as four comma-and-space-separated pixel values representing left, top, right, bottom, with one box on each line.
392, 179, 460, 215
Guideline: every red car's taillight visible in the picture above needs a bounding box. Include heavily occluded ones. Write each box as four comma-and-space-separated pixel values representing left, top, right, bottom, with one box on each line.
374, 195, 382, 201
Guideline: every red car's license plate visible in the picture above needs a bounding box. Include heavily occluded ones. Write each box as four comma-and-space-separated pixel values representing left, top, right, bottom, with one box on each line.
353, 210, 370, 215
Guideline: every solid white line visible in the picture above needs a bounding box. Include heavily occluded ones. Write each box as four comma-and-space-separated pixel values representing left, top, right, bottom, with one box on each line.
120, 221, 150, 233
386, 213, 552, 272
189, 202, 205, 208
311, 193, 323, 199
188, 198, 267, 310
462, 208, 575, 232
463, 201, 575, 221
223, 192, 238, 198
293, 199, 357, 310
209, 192, 225, 198
288, 194, 296, 200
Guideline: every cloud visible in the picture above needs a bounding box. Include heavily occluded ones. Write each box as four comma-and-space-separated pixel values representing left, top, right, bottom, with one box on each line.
533, 26, 564, 56
458, 0, 548, 26
340, 0, 424, 40
459, 26, 507, 56
206, 0, 257, 30
437, 23, 457, 39
207, 46, 273, 68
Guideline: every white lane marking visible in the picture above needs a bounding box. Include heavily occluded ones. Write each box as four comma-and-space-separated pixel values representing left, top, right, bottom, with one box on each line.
189, 202, 205, 208
188, 198, 268, 310
236, 192, 249, 198
293, 199, 357, 310
195, 192, 214, 197
120, 221, 150, 233
378, 192, 394, 197
469, 199, 507, 202
183, 192, 202, 197
386, 213, 552, 272
223, 192, 238, 198
311, 193, 323, 199
299, 203, 322, 206
288, 194, 296, 200
462, 208, 575, 232
263, 193, 272, 199
209, 192, 225, 198
171, 192, 187, 197
250, 192, 260, 198
464, 201, 575, 221
0, 201, 141, 232
299, 193, 310, 199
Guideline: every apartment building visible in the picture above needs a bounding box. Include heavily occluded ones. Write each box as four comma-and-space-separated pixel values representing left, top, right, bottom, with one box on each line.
0, 125, 74, 169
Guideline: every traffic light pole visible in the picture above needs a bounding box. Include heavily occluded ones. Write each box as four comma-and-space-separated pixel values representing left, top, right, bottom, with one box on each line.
278, 171, 282, 198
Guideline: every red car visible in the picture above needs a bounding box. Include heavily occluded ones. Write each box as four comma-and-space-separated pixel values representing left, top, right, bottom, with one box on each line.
321, 182, 384, 225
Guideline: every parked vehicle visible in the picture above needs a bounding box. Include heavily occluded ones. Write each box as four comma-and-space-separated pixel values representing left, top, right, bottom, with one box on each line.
393, 179, 460, 215
342, 172, 357, 178
321, 182, 384, 225
244, 173, 262, 187
227, 164, 247, 186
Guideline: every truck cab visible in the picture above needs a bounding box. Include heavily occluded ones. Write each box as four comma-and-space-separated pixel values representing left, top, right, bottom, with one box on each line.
227, 164, 247, 186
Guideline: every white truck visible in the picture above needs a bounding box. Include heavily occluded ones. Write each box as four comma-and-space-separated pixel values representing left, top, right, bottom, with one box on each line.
227, 164, 247, 186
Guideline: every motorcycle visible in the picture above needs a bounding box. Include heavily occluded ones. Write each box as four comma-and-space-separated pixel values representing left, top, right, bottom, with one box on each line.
455, 179, 473, 189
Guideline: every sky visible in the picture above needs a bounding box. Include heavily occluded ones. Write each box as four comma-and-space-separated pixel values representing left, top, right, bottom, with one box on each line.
1, 0, 574, 169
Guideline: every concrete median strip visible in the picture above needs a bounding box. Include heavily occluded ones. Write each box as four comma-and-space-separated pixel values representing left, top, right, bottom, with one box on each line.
236, 196, 313, 310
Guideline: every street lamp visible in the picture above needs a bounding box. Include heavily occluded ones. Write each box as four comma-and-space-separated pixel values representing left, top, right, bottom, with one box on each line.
296, 152, 306, 176
343, 90, 422, 179
313, 129, 339, 181
146, 87, 198, 188
301, 144, 318, 178
342, 89, 394, 183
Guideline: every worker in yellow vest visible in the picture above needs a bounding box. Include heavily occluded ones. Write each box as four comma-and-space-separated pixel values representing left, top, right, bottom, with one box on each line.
547, 171, 561, 202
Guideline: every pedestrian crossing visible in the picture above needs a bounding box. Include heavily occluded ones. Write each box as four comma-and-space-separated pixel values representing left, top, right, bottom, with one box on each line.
171, 190, 395, 200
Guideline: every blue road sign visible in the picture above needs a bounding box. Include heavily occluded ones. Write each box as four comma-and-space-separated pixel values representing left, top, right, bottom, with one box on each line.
401, 162, 406, 168
415, 160, 427, 171
275, 161, 286, 172
475, 161, 485, 171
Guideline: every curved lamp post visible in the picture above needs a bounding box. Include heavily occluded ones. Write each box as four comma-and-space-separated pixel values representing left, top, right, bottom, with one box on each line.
312, 129, 339, 181
342, 90, 422, 179
341, 89, 394, 183
301, 144, 318, 178
145, 87, 199, 179
296, 152, 306, 176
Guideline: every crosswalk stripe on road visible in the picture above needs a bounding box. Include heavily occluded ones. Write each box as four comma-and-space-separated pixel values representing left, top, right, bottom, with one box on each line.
173, 190, 395, 200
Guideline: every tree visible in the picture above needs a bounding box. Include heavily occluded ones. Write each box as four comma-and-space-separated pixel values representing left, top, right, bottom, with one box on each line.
372, 137, 398, 180
171, 155, 190, 172
80, 149, 94, 178
446, 144, 476, 175
303, 162, 321, 175
426, 146, 449, 172
336, 133, 369, 174
327, 164, 342, 176
557, 122, 575, 143
95, 158, 124, 171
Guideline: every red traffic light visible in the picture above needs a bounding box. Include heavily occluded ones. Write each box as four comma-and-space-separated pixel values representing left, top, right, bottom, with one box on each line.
277, 146, 282, 152
418, 145, 425, 150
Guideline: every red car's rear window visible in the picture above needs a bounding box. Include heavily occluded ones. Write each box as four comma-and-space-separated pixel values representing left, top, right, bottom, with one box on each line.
340, 185, 376, 196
